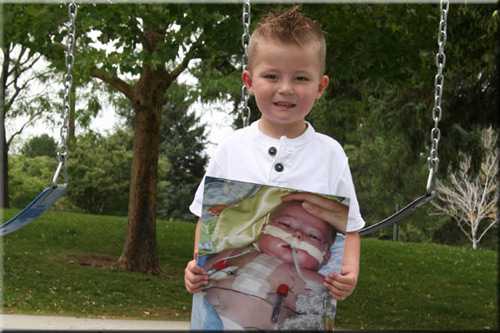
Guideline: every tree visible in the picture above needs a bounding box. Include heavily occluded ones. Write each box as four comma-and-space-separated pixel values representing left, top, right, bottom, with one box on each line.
5, 3, 242, 273
158, 83, 208, 220
1, 4, 66, 208
65, 129, 171, 216
301, 3, 497, 231
432, 127, 498, 249
69, 4, 243, 273
20, 134, 58, 157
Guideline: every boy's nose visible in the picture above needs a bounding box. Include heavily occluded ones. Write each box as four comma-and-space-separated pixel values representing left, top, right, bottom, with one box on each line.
278, 81, 293, 95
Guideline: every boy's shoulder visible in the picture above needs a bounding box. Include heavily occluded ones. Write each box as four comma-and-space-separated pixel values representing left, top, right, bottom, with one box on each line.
308, 129, 347, 160
311, 130, 343, 149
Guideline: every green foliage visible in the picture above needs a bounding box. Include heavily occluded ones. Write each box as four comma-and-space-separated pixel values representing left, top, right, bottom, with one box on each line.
8, 155, 57, 208
1, 209, 496, 330
66, 130, 131, 215
303, 4, 497, 233
73, 4, 243, 81
2, 4, 65, 53
66, 130, 169, 215
158, 84, 208, 220
20, 134, 58, 158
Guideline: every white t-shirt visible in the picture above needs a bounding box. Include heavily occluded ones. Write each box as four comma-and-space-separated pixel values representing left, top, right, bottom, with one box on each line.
190, 120, 365, 232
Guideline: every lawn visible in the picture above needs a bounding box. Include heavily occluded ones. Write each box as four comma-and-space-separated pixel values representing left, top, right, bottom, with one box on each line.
1, 209, 497, 330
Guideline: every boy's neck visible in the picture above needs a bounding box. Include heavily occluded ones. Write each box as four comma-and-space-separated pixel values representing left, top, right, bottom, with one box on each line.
258, 119, 308, 139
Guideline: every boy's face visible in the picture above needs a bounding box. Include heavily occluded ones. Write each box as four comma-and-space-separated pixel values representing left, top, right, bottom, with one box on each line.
242, 38, 329, 136
258, 201, 333, 270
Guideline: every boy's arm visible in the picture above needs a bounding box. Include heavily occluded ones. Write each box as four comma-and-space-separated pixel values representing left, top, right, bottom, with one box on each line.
184, 219, 208, 293
324, 232, 360, 300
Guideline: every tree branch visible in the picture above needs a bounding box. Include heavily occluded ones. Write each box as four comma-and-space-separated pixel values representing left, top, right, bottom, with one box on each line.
169, 35, 204, 82
91, 67, 134, 101
6, 75, 24, 111
477, 220, 498, 243
7, 45, 27, 77
6, 110, 43, 148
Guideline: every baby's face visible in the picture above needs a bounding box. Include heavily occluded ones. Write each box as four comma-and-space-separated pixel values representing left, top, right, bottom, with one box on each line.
258, 201, 333, 270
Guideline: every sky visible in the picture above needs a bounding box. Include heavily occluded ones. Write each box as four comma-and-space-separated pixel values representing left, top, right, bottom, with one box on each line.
8, 92, 236, 160
5, 47, 236, 160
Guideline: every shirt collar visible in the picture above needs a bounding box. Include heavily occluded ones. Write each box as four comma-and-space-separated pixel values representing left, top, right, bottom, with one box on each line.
250, 119, 315, 148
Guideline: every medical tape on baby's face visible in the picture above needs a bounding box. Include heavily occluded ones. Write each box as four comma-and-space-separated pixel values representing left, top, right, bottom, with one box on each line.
262, 224, 325, 264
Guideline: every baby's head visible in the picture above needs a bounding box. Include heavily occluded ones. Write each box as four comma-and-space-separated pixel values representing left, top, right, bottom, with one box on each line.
248, 6, 326, 74
257, 200, 334, 271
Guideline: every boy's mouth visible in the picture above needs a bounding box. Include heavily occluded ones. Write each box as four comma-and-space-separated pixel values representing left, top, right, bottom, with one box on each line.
273, 101, 296, 109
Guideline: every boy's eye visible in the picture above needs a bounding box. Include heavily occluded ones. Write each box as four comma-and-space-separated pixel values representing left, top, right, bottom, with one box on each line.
263, 74, 278, 80
296, 76, 310, 81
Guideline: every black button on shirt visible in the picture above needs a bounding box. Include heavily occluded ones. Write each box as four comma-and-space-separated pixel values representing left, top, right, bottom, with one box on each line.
268, 146, 277, 156
274, 163, 284, 172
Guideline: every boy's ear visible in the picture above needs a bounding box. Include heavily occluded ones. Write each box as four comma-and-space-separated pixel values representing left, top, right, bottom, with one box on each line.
317, 75, 330, 99
242, 70, 253, 92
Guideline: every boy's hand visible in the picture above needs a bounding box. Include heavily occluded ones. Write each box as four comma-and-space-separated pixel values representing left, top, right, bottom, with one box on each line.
323, 266, 358, 301
281, 192, 348, 233
282, 192, 361, 301
184, 259, 209, 294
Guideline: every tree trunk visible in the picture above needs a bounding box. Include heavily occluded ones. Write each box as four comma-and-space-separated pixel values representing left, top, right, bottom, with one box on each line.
111, 22, 174, 273
118, 104, 162, 273
0, 46, 9, 208
0, 111, 8, 209
471, 227, 478, 250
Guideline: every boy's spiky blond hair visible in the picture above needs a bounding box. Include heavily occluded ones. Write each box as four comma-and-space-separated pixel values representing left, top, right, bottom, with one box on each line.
248, 6, 326, 73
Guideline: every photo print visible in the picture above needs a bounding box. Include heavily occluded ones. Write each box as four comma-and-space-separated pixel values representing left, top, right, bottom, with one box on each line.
195, 176, 350, 330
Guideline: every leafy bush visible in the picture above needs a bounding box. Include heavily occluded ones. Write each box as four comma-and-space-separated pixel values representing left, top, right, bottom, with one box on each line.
8, 155, 58, 208
67, 130, 170, 215
21, 134, 58, 158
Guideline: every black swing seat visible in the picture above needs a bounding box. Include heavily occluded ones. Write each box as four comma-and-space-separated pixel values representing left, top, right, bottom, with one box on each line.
0, 184, 67, 237
359, 192, 435, 236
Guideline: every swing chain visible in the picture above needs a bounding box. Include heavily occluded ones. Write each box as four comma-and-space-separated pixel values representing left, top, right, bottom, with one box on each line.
240, 0, 251, 127
426, 0, 449, 194
53, 1, 77, 185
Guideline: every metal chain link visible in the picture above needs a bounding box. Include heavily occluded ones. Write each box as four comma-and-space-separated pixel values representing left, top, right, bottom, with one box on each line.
240, 0, 251, 127
53, 1, 77, 185
426, 0, 449, 194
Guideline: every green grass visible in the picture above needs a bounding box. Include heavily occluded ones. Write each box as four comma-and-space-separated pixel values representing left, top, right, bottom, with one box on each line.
338, 239, 497, 330
1, 209, 497, 330
1, 209, 195, 321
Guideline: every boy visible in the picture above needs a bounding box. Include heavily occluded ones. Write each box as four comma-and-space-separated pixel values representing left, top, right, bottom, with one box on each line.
185, 6, 364, 328
202, 200, 339, 329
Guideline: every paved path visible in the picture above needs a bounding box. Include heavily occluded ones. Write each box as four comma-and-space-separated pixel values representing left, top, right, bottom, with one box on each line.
0, 314, 190, 330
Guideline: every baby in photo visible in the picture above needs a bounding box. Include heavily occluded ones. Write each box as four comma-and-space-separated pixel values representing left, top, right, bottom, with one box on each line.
202, 199, 346, 329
